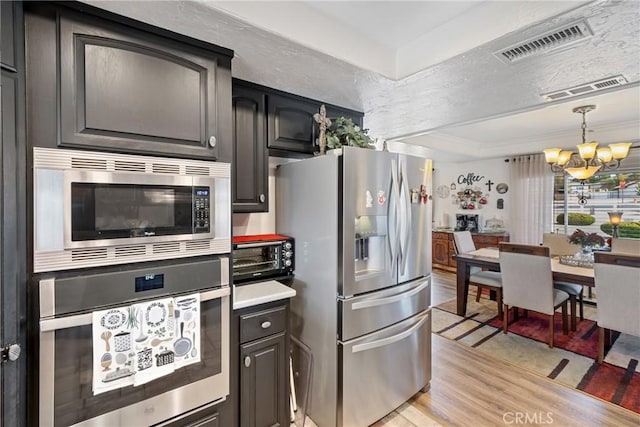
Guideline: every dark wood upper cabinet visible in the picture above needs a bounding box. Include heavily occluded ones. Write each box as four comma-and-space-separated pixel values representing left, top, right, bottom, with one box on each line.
1, 1, 17, 70
233, 84, 268, 212
58, 14, 229, 159
267, 93, 319, 155
25, 3, 233, 161
325, 105, 364, 128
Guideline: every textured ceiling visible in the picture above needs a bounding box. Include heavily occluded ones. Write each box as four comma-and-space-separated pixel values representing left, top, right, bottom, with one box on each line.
84, 0, 640, 160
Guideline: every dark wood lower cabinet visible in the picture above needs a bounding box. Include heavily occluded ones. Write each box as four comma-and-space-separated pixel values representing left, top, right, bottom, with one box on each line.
236, 300, 290, 427
240, 333, 288, 427
432, 231, 510, 271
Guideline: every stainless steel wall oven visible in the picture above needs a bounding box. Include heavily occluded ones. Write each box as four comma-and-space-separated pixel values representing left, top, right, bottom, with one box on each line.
33, 147, 230, 272
37, 257, 229, 426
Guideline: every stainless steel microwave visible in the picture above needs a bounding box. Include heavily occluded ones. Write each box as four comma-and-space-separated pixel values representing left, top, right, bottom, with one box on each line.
33, 148, 231, 272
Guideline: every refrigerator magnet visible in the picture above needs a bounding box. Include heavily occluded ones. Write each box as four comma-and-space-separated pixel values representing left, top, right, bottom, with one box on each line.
365, 190, 373, 208
410, 189, 420, 204
377, 190, 386, 205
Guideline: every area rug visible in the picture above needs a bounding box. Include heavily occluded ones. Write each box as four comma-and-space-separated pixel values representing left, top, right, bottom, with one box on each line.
433, 296, 640, 414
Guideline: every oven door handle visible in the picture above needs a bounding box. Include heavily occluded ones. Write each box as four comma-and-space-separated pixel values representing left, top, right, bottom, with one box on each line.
40, 287, 230, 331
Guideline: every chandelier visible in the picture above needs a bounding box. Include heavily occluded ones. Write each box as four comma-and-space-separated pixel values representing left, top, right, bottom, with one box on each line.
543, 105, 632, 181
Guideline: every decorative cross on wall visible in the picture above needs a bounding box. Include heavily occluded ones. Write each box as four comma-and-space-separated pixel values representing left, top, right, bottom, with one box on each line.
485, 180, 494, 192
313, 105, 332, 155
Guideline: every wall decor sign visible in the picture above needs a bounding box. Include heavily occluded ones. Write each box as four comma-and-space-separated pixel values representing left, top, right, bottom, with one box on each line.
436, 185, 450, 198
457, 172, 485, 186
496, 183, 509, 194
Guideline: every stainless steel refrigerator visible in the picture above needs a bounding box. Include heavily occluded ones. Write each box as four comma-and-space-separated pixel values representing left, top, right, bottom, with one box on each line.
276, 146, 432, 427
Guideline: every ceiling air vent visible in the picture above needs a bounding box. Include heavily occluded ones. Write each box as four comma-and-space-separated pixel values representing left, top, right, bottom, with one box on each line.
541, 75, 628, 101
495, 19, 593, 64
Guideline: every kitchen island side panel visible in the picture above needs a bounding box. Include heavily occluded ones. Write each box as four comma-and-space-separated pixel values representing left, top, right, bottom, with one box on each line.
276, 154, 340, 427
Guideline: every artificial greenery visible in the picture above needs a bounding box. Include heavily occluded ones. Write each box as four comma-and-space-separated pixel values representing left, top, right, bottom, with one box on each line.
325, 117, 375, 150
568, 229, 605, 247
555, 212, 596, 226
600, 221, 640, 238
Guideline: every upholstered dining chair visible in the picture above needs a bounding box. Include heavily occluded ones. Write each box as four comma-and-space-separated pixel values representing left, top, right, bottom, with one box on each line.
542, 233, 585, 330
453, 231, 503, 317
542, 233, 581, 256
499, 243, 570, 348
610, 238, 640, 256
594, 252, 640, 363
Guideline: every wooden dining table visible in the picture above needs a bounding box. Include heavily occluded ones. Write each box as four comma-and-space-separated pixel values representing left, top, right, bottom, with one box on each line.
453, 247, 595, 317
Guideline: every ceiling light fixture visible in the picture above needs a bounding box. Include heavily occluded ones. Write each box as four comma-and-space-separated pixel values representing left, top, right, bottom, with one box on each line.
543, 105, 632, 182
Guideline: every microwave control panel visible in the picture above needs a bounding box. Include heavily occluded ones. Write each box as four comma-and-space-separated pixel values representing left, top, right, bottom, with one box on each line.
193, 187, 211, 232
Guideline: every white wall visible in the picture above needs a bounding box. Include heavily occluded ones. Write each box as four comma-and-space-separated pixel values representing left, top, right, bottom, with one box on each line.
232, 167, 277, 236
433, 158, 511, 231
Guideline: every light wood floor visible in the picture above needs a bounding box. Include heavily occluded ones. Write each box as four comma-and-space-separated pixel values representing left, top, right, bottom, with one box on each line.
370, 270, 640, 427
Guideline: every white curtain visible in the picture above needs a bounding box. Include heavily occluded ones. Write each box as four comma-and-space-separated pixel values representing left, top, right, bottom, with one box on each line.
508, 154, 554, 244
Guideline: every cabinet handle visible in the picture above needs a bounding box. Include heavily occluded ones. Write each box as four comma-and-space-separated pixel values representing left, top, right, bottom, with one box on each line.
259, 193, 265, 203
244, 356, 251, 367
261, 321, 272, 329
208, 136, 217, 148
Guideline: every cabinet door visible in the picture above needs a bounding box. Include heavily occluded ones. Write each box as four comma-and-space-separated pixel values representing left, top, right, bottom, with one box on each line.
324, 105, 364, 128
58, 13, 225, 159
233, 85, 268, 212
432, 239, 449, 265
1, 1, 17, 70
448, 241, 458, 267
267, 93, 318, 155
240, 332, 288, 427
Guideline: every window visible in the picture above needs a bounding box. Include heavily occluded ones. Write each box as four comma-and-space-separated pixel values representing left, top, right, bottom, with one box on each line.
552, 149, 640, 240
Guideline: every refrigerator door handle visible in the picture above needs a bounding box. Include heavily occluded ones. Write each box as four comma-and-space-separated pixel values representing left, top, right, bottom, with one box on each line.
387, 160, 401, 275
350, 279, 430, 310
397, 159, 412, 275
351, 311, 430, 353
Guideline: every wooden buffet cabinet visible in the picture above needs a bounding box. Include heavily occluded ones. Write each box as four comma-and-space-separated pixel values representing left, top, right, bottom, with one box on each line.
432, 231, 510, 271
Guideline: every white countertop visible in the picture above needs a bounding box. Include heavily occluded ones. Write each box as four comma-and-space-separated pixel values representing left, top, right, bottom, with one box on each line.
233, 280, 296, 310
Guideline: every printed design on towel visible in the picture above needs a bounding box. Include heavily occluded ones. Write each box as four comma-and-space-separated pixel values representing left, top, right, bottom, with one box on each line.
173, 294, 201, 369
92, 307, 136, 395
92, 293, 202, 395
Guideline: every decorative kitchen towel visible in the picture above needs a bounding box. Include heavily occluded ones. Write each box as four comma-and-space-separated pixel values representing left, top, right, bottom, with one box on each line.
172, 293, 201, 368
92, 295, 202, 394
92, 306, 136, 395
133, 297, 176, 386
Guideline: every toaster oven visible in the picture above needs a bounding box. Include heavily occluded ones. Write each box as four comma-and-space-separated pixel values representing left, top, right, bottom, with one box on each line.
232, 234, 294, 283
